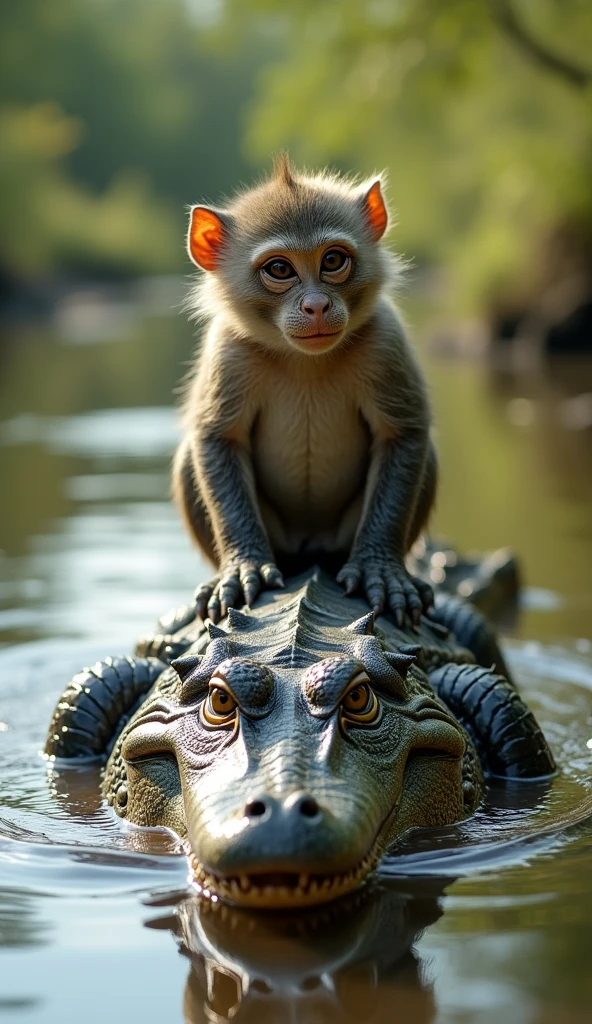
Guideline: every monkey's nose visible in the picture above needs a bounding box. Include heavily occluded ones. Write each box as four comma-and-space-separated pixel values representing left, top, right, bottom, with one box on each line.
300, 292, 332, 320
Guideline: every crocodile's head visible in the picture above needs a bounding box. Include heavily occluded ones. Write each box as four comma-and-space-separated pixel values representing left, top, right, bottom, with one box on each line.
106, 575, 479, 908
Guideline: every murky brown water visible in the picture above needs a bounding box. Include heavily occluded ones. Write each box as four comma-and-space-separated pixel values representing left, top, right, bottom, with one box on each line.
1, 295, 592, 1022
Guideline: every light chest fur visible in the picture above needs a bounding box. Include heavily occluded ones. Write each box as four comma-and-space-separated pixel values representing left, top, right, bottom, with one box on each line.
250, 354, 371, 548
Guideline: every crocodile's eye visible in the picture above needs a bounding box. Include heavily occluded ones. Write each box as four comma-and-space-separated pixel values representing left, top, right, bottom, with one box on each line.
343, 684, 369, 712
202, 684, 238, 728
340, 674, 379, 726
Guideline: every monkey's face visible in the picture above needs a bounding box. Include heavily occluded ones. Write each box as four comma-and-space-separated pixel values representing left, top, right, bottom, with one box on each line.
227, 204, 390, 357
187, 165, 398, 357
253, 242, 358, 355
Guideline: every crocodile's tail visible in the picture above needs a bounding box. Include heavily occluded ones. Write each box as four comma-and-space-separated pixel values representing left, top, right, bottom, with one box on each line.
429, 663, 556, 779
430, 593, 512, 683
45, 656, 165, 759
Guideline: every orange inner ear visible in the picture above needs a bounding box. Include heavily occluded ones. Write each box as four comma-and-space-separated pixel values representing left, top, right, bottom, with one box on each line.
364, 181, 388, 240
188, 207, 226, 271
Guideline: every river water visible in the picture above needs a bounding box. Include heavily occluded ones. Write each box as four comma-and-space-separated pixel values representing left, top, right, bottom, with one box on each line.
1, 292, 591, 1023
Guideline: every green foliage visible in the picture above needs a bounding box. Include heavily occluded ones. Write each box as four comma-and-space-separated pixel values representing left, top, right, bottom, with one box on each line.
221, 0, 592, 313
0, 104, 176, 276
0, 0, 261, 280
1, 0, 590, 307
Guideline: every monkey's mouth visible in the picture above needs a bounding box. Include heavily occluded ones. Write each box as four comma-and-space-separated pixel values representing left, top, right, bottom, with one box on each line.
292, 331, 341, 340
288, 331, 343, 352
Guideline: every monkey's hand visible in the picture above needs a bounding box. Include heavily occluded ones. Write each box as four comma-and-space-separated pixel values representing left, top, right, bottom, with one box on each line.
337, 556, 433, 628
194, 559, 284, 623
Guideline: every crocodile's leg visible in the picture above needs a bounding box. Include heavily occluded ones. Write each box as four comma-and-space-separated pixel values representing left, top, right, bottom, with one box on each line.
428, 592, 512, 682
429, 663, 556, 779
134, 601, 206, 665
45, 656, 165, 759
134, 633, 193, 663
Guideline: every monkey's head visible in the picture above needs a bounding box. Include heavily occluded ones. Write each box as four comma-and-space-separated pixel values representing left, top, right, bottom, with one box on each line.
187, 155, 398, 356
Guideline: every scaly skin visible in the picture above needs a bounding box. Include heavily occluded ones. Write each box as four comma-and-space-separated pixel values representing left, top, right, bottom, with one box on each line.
45, 555, 555, 910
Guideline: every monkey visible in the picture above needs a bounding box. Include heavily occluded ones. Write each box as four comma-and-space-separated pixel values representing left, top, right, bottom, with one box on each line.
173, 154, 437, 626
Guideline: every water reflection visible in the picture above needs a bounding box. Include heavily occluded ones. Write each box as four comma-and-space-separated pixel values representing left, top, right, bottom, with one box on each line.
146, 880, 445, 1024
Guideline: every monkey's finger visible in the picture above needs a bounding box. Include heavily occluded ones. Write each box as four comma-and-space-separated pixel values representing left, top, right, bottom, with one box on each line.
400, 578, 423, 627
385, 581, 407, 628
261, 564, 284, 589
336, 563, 361, 595
410, 575, 434, 611
207, 592, 222, 624
364, 573, 386, 616
218, 574, 242, 616
195, 580, 217, 621
240, 565, 261, 607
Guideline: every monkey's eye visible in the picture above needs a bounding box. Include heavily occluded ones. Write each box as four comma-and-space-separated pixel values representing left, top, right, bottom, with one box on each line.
264, 258, 296, 280
201, 684, 238, 728
320, 249, 352, 283
339, 675, 380, 727
259, 258, 298, 294
321, 250, 346, 272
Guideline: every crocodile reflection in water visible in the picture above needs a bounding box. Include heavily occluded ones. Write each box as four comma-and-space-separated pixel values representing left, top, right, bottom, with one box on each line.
146, 879, 444, 1024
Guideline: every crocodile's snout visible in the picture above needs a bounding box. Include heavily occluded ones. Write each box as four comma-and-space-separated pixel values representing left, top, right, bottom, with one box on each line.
187, 785, 386, 908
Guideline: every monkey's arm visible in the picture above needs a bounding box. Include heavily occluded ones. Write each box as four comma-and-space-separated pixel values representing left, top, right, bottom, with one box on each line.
337, 312, 435, 625
337, 432, 435, 625
180, 331, 283, 622
191, 432, 283, 621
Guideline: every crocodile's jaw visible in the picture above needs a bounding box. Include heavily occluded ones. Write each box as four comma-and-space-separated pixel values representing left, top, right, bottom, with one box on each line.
187, 844, 383, 909
181, 748, 470, 910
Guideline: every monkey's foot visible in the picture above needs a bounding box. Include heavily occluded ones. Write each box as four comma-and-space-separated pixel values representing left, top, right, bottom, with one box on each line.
194, 559, 284, 623
336, 556, 434, 628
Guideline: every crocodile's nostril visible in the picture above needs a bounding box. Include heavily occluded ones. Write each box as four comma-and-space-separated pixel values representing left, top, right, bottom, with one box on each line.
245, 799, 268, 818
298, 797, 320, 818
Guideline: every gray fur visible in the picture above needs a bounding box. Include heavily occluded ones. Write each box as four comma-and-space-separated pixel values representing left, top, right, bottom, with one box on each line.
176, 158, 437, 624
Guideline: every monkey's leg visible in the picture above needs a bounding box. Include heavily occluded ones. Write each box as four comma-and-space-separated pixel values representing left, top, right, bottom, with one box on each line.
406, 442, 438, 550
172, 435, 218, 565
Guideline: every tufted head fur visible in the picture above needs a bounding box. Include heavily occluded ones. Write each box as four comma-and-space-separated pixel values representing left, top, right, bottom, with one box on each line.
185, 155, 401, 357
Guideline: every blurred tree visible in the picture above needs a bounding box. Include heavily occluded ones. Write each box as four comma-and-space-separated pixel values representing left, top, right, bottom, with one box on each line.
0, 103, 176, 278
217, 0, 592, 319
2, 0, 590, 326
0, 0, 262, 283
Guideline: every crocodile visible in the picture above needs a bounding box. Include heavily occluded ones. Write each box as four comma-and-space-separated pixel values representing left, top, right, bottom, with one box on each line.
45, 556, 555, 909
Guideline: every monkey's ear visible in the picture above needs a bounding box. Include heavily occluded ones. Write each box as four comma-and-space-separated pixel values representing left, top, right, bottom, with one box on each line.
187, 206, 230, 271
361, 180, 388, 241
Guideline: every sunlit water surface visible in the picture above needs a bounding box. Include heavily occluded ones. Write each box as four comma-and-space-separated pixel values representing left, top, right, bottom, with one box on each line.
1, 301, 591, 1022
